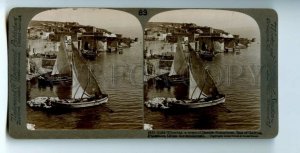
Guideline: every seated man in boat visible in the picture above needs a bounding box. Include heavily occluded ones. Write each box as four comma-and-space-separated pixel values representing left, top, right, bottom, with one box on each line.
88, 91, 108, 101
94, 91, 100, 99
205, 87, 224, 101
211, 87, 219, 99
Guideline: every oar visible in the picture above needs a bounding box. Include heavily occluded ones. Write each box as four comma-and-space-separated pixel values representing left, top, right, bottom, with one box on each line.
101, 105, 114, 113
217, 104, 232, 113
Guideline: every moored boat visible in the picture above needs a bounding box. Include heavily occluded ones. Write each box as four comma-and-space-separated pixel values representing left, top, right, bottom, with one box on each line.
52, 38, 108, 108
170, 94, 225, 108
51, 94, 108, 109
81, 49, 97, 60
200, 50, 214, 61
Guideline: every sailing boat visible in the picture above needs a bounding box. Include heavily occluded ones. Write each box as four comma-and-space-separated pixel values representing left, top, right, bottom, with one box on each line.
168, 42, 189, 84
50, 42, 72, 84
51, 39, 108, 109
27, 38, 108, 109
145, 40, 225, 109
169, 40, 225, 108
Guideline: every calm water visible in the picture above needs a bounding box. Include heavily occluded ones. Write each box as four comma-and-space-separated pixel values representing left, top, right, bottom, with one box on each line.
27, 40, 261, 130
144, 42, 261, 130
27, 42, 144, 129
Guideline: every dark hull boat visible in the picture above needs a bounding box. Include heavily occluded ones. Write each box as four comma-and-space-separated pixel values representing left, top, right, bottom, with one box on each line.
200, 50, 214, 61
81, 49, 97, 60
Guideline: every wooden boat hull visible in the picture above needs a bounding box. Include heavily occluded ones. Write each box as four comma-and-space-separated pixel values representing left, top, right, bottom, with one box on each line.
52, 96, 108, 109
171, 97, 225, 109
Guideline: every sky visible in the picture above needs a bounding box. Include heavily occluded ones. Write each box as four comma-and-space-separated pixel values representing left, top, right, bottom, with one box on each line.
31, 8, 259, 40
32, 8, 143, 39
149, 9, 260, 40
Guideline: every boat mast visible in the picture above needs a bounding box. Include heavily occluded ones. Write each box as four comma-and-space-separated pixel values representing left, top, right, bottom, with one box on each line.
198, 75, 206, 99
188, 56, 196, 99
80, 69, 90, 99
72, 55, 80, 99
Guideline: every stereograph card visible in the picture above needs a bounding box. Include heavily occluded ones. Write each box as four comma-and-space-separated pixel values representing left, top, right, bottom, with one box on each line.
7, 8, 278, 138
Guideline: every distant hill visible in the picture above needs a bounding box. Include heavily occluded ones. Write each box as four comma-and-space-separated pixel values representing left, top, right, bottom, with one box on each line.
28, 20, 110, 34
28, 20, 67, 27
146, 22, 186, 29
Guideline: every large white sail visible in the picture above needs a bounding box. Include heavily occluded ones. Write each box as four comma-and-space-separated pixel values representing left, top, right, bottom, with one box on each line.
51, 41, 71, 76
169, 41, 189, 76
189, 69, 207, 99
72, 69, 89, 99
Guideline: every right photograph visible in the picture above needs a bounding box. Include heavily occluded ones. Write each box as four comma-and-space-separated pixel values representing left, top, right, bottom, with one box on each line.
144, 9, 261, 130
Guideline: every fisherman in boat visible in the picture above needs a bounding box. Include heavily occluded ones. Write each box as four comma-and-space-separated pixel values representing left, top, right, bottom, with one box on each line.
203, 87, 219, 101
94, 91, 100, 99
87, 88, 102, 101
210, 87, 219, 99
207, 87, 225, 101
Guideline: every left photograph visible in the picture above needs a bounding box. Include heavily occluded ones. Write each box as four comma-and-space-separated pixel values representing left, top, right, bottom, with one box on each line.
26, 8, 143, 130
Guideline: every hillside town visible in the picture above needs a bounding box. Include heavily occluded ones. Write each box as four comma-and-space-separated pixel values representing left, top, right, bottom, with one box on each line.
144, 22, 254, 56
144, 22, 256, 82
27, 20, 137, 54
26, 20, 137, 81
